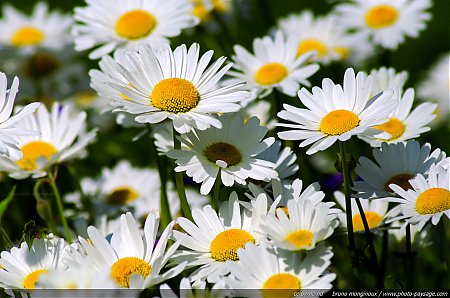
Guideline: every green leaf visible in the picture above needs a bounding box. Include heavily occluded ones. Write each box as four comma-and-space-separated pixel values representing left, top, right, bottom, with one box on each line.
0, 186, 16, 222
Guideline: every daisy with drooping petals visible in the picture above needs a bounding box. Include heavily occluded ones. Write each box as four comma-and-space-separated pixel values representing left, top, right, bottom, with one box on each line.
334, 191, 388, 232
0, 103, 97, 179
0, 2, 72, 51
78, 212, 186, 289
227, 30, 320, 99
0, 73, 40, 160
277, 68, 397, 155
95, 43, 249, 133
172, 193, 268, 284
73, 0, 198, 59
225, 243, 335, 295
353, 141, 445, 199
359, 88, 437, 147
263, 197, 338, 251
335, 0, 431, 49
167, 113, 278, 195
383, 163, 450, 231
0, 235, 64, 290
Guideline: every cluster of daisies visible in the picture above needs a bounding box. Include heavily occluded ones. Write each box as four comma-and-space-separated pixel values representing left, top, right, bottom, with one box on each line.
0, 0, 448, 294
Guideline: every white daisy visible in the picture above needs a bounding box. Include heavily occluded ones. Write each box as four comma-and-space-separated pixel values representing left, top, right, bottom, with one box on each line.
277, 68, 397, 155
0, 103, 97, 179
160, 277, 226, 298
262, 196, 339, 251
0, 2, 72, 51
418, 53, 450, 121
0, 235, 65, 290
353, 141, 446, 199
73, 0, 198, 59
172, 192, 268, 284
78, 211, 186, 289
94, 43, 249, 133
361, 88, 437, 147
167, 113, 278, 195
334, 191, 388, 232
383, 163, 450, 231
335, 0, 431, 49
227, 30, 320, 98
225, 243, 335, 295
0, 73, 40, 160
278, 11, 346, 64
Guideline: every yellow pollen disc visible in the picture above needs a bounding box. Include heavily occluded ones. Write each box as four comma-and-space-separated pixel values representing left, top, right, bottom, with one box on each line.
204, 142, 242, 167
23, 269, 48, 289
262, 273, 301, 298
352, 211, 383, 232
116, 10, 157, 40
210, 229, 255, 262
374, 118, 405, 141
320, 110, 360, 136
384, 173, 414, 192
297, 39, 327, 58
111, 257, 151, 288
255, 63, 288, 86
334, 47, 351, 60
285, 230, 313, 250
365, 5, 399, 29
11, 27, 44, 47
415, 188, 450, 215
151, 78, 199, 113
16, 141, 57, 171
107, 187, 139, 205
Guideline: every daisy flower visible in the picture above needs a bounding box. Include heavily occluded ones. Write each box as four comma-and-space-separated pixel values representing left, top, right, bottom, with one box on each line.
277, 68, 397, 155
418, 53, 450, 121
263, 197, 339, 251
78, 212, 186, 289
334, 191, 388, 232
384, 163, 449, 231
94, 43, 249, 133
225, 243, 335, 295
0, 73, 40, 160
0, 103, 97, 179
335, 0, 431, 49
353, 141, 445, 199
227, 30, 320, 98
160, 277, 226, 298
167, 113, 278, 195
0, 235, 65, 290
0, 2, 72, 51
278, 11, 346, 64
73, 0, 198, 59
172, 192, 268, 284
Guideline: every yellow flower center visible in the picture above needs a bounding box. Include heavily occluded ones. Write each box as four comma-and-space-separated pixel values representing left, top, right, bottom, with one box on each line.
204, 142, 242, 167
320, 110, 360, 136
384, 173, 414, 192
115, 10, 157, 40
23, 269, 48, 289
374, 118, 405, 141
415, 188, 450, 215
151, 78, 200, 114
111, 257, 152, 288
297, 39, 327, 58
16, 141, 57, 171
255, 63, 288, 86
352, 211, 383, 232
210, 229, 255, 262
262, 273, 301, 298
285, 230, 313, 250
365, 5, 399, 29
11, 27, 45, 47
334, 47, 351, 60
107, 187, 139, 205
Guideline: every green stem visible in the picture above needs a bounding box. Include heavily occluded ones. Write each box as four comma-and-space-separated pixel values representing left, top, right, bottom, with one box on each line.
172, 127, 193, 221
438, 219, 450, 271
212, 169, 221, 211
380, 230, 388, 286
33, 180, 57, 235
0, 226, 13, 249
405, 224, 413, 289
47, 171, 72, 243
